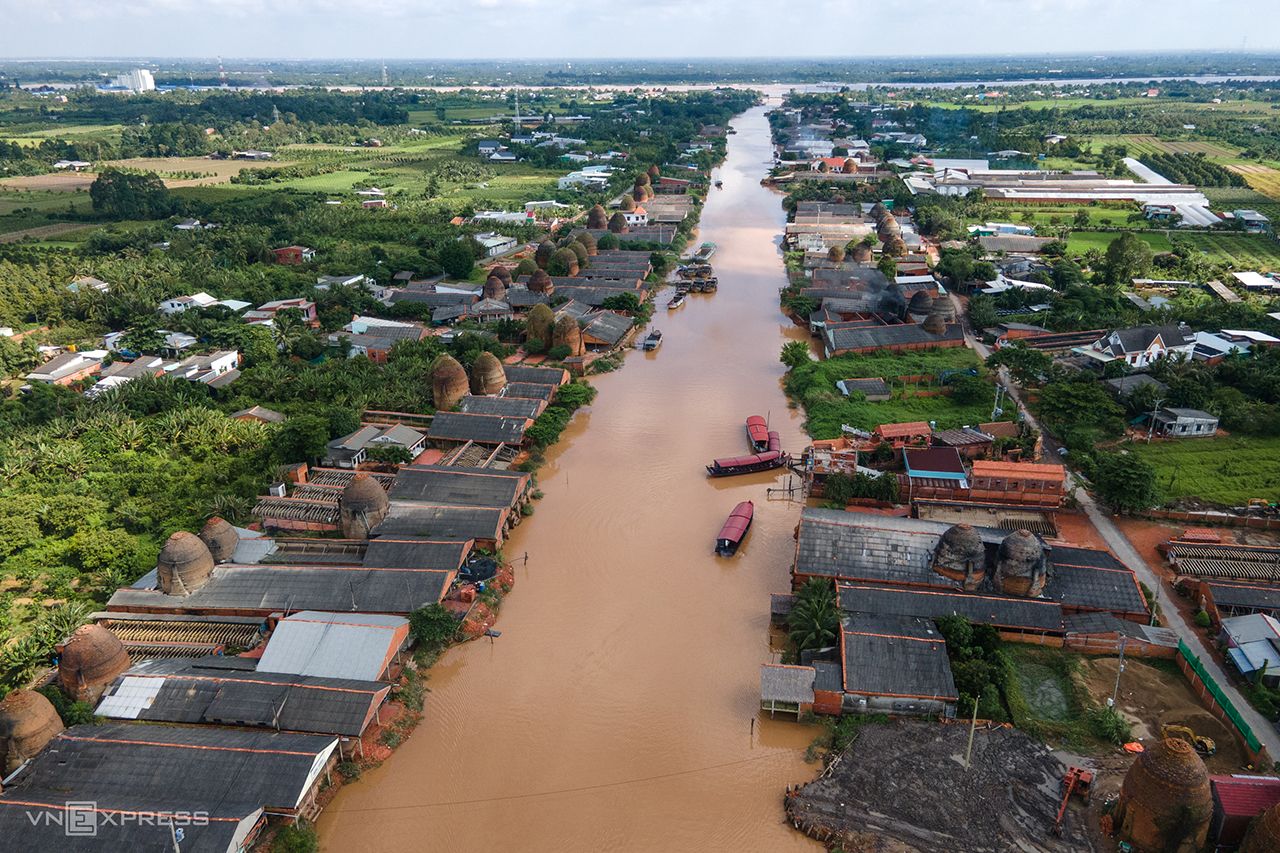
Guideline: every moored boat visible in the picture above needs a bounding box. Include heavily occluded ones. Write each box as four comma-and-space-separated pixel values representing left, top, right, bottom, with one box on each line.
705, 450, 789, 477
746, 415, 769, 451
643, 329, 663, 350
668, 293, 685, 309
693, 242, 716, 263
715, 180, 723, 188
716, 501, 753, 556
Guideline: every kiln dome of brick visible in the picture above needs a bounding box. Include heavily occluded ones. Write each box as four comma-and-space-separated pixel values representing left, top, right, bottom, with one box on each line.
198, 516, 239, 564
528, 269, 554, 294
0, 689, 65, 774
908, 290, 934, 314
488, 264, 512, 287
1242, 801, 1280, 853
341, 472, 388, 513
1115, 737, 1213, 852
483, 275, 506, 300
851, 244, 873, 263
59, 624, 131, 703
158, 530, 215, 594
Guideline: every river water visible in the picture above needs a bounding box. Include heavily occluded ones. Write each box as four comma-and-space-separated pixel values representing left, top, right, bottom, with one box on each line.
318, 102, 823, 853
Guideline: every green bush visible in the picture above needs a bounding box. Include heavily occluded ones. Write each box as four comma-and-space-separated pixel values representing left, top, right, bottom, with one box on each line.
525, 337, 547, 354
554, 382, 597, 411
272, 821, 319, 853
1194, 610, 1211, 628
379, 730, 403, 748
409, 603, 459, 645
336, 761, 361, 783
36, 685, 96, 727
546, 345, 572, 361
1088, 705, 1133, 745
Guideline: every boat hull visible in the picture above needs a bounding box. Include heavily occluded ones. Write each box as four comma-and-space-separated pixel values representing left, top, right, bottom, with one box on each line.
705, 453, 788, 477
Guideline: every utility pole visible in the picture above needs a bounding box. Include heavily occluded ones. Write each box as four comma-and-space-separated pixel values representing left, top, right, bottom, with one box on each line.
964, 695, 980, 771
1146, 397, 1165, 443
1109, 636, 1127, 708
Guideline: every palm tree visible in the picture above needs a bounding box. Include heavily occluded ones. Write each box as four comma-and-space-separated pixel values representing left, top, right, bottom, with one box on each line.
788, 579, 840, 653
271, 308, 307, 356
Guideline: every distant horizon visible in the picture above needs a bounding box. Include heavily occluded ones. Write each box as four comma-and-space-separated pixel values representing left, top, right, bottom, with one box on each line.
3, 0, 1280, 62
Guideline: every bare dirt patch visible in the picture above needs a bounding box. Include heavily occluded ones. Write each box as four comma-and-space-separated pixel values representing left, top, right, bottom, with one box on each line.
0, 222, 96, 243
1077, 656, 1245, 774
0, 157, 289, 192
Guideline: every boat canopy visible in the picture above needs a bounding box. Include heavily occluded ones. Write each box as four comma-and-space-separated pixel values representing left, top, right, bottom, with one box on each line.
747, 416, 769, 448
711, 450, 781, 469
717, 501, 754, 543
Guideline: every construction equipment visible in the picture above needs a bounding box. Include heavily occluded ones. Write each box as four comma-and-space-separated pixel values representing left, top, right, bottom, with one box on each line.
1245, 499, 1277, 515
1161, 724, 1216, 756
1053, 766, 1093, 836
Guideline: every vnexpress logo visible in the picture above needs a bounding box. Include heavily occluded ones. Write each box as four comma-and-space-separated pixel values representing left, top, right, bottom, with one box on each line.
65, 801, 98, 837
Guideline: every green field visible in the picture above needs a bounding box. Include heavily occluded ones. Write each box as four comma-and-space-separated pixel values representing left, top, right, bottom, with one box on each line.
1064, 231, 1172, 255
1177, 234, 1280, 270
1127, 435, 1280, 506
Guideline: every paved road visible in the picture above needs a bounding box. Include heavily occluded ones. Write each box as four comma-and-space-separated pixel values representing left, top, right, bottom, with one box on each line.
950, 293, 1280, 762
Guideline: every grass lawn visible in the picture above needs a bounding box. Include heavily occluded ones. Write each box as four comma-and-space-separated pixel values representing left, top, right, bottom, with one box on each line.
788, 347, 990, 439
1064, 231, 1172, 255
984, 207, 1133, 228
1126, 434, 1280, 506
1177, 234, 1280, 270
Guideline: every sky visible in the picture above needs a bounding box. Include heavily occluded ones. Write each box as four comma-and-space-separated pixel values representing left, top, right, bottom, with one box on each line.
1, 0, 1278, 60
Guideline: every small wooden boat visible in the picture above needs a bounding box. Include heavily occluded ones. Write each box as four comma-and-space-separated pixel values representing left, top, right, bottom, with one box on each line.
703, 277, 717, 292
715, 180, 723, 189
668, 293, 685, 309
693, 242, 716, 263
746, 415, 769, 451
643, 329, 663, 350
705, 450, 789, 478
716, 501, 753, 556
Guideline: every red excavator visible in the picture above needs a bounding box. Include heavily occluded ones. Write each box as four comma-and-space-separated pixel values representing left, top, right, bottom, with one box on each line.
1053, 766, 1094, 836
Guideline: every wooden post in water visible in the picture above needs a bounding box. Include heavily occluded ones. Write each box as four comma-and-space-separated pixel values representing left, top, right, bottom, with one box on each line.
964, 695, 979, 771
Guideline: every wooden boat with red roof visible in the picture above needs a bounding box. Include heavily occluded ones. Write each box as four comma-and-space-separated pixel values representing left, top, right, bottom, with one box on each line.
746, 415, 769, 451
716, 501, 754, 556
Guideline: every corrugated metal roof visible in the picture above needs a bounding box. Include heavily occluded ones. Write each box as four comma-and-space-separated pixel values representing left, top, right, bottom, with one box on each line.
3, 722, 336, 824
501, 365, 568, 386
372, 504, 507, 541
838, 583, 1065, 633
760, 664, 815, 704
389, 466, 529, 508
257, 612, 407, 681
108, 561, 459, 615
98, 657, 391, 736
460, 394, 546, 419
428, 411, 530, 444
841, 614, 957, 700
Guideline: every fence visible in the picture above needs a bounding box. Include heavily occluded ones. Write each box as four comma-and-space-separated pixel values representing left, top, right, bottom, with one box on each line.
1175, 639, 1269, 765
1134, 508, 1280, 531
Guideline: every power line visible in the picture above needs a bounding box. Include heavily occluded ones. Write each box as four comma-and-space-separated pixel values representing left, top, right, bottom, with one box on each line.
338, 752, 788, 812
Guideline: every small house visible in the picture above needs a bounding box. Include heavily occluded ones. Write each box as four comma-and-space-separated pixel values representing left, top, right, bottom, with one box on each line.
1150, 407, 1218, 438
968, 460, 1066, 507
272, 245, 315, 264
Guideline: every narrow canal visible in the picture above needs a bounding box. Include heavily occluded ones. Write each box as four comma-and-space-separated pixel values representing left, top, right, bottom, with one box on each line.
318, 102, 824, 853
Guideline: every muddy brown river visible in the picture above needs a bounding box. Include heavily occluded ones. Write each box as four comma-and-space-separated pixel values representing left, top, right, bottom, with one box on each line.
318, 102, 824, 853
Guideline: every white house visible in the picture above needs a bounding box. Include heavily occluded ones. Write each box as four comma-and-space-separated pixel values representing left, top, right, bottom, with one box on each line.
470, 232, 518, 258
159, 292, 219, 315
623, 208, 649, 227
1090, 324, 1196, 369
477, 141, 502, 155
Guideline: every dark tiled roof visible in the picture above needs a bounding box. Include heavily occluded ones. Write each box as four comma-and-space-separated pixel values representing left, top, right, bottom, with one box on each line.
428, 411, 530, 444
827, 323, 964, 353
1061, 611, 1150, 639
1107, 324, 1194, 355
904, 447, 967, 476
460, 395, 546, 419
2, 722, 334, 822
840, 378, 891, 396
108, 562, 458, 615
581, 311, 633, 346
838, 583, 1066, 633
932, 428, 993, 447
506, 289, 550, 307
841, 613, 958, 699
1044, 546, 1149, 615
1106, 374, 1172, 396
503, 382, 555, 402
1207, 582, 1280, 610
502, 365, 568, 386
389, 466, 529, 508
812, 660, 843, 693
361, 537, 474, 569
99, 658, 390, 736
372, 505, 507, 541
391, 290, 478, 306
